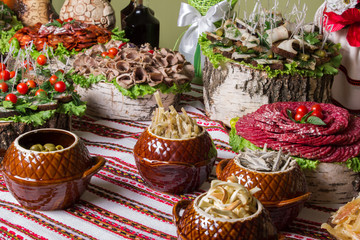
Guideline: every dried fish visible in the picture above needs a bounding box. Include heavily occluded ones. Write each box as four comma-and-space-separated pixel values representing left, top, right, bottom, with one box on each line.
235, 146, 295, 172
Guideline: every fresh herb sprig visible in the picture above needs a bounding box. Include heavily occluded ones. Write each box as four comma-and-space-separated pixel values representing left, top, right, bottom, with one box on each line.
286, 109, 326, 126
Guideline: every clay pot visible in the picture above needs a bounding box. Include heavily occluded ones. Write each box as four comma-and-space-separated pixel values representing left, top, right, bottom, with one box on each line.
0, 128, 105, 211
133, 127, 217, 194
173, 194, 278, 240
16, 0, 58, 26
216, 158, 311, 230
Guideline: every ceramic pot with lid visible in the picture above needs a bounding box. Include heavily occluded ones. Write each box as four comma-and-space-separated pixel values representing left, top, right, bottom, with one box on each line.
173, 193, 278, 240
133, 127, 217, 194
0, 128, 105, 210
216, 157, 311, 230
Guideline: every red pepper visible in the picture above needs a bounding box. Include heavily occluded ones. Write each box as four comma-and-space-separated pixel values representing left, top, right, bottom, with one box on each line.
118, 42, 126, 49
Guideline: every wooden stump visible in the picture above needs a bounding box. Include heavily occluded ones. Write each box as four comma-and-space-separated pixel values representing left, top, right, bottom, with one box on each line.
203, 58, 334, 126
303, 163, 360, 204
76, 82, 180, 121
0, 113, 71, 150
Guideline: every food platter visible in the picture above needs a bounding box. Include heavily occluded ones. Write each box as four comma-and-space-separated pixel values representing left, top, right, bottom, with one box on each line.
0, 0, 359, 239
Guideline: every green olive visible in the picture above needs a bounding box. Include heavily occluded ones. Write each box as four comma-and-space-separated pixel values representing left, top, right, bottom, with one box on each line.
315, 49, 327, 58
215, 28, 224, 37
30, 144, 42, 151
299, 53, 310, 61
267, 50, 274, 59
240, 46, 248, 53
221, 38, 233, 47
56, 145, 64, 150
44, 143, 55, 150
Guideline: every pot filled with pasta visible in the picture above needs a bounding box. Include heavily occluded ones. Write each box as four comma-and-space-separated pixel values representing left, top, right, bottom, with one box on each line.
173, 179, 278, 240
133, 92, 217, 194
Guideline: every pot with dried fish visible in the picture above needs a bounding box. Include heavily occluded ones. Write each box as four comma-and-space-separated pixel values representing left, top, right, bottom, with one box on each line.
216, 146, 311, 230
200, 6, 341, 126
133, 93, 217, 194
173, 180, 278, 240
73, 40, 194, 121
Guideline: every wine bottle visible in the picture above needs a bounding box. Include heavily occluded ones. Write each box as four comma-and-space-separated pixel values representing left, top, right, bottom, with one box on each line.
124, 0, 160, 48
120, 0, 135, 30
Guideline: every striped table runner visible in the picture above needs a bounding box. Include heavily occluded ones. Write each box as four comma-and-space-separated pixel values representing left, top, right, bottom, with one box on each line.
0, 85, 339, 239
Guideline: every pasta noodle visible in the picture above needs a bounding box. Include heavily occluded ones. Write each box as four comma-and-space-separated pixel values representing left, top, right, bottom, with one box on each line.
197, 179, 260, 219
149, 92, 202, 139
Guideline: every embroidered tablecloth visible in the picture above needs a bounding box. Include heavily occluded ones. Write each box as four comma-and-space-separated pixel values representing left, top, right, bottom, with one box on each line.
0, 85, 339, 239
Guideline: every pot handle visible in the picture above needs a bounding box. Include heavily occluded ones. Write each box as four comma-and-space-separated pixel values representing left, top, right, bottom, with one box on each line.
263, 192, 312, 207
83, 156, 106, 179
216, 158, 230, 179
173, 200, 191, 227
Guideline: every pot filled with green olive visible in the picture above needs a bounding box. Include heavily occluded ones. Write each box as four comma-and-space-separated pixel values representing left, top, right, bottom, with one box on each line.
0, 128, 106, 210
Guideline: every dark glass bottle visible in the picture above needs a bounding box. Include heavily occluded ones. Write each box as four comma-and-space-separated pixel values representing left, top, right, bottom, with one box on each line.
120, 0, 135, 30
124, 0, 160, 48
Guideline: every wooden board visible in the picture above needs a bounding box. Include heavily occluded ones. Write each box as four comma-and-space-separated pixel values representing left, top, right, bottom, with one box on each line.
76, 82, 180, 121
203, 58, 334, 126
303, 163, 360, 204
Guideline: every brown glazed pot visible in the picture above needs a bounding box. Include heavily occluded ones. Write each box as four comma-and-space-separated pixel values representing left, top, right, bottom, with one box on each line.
133, 127, 217, 194
0, 128, 105, 211
173, 194, 278, 240
216, 158, 311, 230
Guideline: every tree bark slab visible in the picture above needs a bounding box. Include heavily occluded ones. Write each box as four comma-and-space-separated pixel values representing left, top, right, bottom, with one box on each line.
203, 58, 334, 126
76, 82, 180, 121
0, 113, 70, 150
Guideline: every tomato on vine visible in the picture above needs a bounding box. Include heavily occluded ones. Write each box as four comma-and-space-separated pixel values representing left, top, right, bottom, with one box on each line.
0, 82, 8, 92
5, 93, 17, 103
9, 71, 15, 79
54, 81, 66, 93
17, 82, 28, 95
0, 63, 6, 71
26, 80, 36, 89
108, 47, 118, 56
0, 70, 10, 81
49, 75, 58, 85
296, 105, 308, 115
35, 89, 46, 96
311, 104, 322, 112
311, 110, 324, 120
37, 54, 47, 66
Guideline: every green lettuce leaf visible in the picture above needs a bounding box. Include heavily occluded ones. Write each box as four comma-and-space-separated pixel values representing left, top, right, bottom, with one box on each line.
70, 72, 191, 99
0, 110, 56, 126
198, 33, 342, 78
111, 27, 128, 41
56, 101, 86, 117
228, 124, 360, 172
0, 16, 23, 54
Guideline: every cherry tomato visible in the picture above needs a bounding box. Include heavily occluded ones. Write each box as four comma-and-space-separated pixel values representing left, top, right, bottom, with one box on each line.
0, 63, 6, 71
35, 89, 46, 96
64, 18, 73, 22
17, 82, 28, 95
0, 70, 10, 81
54, 81, 66, 93
311, 110, 324, 120
5, 93, 17, 103
56, 18, 63, 24
108, 47, 118, 56
148, 50, 154, 54
9, 71, 15, 79
101, 52, 108, 58
107, 53, 115, 59
37, 54, 47, 65
296, 105, 308, 115
26, 80, 36, 88
294, 113, 305, 122
0, 82, 8, 92
118, 42, 126, 48
49, 75, 58, 85
56, 69, 64, 74
311, 104, 322, 112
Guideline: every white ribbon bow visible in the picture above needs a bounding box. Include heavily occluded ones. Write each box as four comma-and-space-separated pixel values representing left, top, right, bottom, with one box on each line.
177, 1, 231, 64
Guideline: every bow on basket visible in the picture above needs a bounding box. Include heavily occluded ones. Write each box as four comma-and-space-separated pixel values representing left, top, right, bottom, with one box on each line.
177, 0, 231, 76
